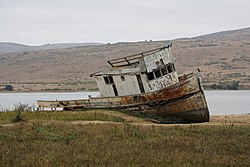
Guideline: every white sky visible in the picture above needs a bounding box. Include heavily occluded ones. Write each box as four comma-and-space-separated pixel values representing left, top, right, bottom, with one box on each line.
0, 0, 249, 45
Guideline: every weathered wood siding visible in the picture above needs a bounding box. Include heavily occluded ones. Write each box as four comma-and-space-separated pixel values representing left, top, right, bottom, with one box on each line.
141, 47, 175, 73
95, 75, 142, 97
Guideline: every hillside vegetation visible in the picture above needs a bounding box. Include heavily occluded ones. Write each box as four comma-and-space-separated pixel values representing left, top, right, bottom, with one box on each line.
0, 27, 250, 91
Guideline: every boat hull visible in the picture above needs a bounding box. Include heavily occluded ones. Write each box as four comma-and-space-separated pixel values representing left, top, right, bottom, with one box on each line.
37, 72, 209, 123
142, 91, 209, 123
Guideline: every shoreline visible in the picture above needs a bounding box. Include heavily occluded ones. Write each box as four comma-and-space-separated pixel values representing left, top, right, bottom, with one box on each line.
0, 90, 100, 93
1, 89, 250, 93
0, 110, 250, 126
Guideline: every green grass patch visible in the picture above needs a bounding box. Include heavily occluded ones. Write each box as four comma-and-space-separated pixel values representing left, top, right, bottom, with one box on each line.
0, 111, 125, 123
0, 124, 249, 166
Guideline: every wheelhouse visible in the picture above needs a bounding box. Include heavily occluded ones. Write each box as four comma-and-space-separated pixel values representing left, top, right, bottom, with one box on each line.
90, 44, 179, 97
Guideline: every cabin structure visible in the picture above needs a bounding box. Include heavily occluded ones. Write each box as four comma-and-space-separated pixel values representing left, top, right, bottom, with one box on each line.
90, 44, 179, 97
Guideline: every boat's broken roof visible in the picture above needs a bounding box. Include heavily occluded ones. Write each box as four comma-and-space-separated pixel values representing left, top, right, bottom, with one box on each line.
90, 66, 141, 77
107, 43, 172, 67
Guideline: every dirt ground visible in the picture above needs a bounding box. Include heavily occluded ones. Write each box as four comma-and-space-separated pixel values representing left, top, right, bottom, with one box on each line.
71, 113, 250, 126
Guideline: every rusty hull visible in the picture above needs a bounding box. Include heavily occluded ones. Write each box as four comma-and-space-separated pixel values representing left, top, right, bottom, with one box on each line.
37, 72, 209, 123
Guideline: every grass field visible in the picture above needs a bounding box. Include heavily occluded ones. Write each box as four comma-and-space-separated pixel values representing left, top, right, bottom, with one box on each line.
0, 110, 250, 166
0, 110, 125, 124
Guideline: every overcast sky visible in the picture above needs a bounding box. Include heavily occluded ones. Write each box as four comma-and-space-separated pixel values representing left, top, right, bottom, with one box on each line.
1, 0, 249, 45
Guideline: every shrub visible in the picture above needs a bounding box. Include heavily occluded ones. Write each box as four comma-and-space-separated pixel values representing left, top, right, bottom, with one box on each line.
209, 81, 240, 90
12, 111, 26, 122
14, 103, 31, 112
4, 85, 13, 91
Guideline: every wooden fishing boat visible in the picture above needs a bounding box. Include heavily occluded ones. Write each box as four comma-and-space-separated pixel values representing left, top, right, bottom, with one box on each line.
37, 44, 210, 123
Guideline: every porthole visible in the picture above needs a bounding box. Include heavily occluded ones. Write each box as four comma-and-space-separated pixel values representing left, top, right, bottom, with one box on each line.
121, 76, 125, 81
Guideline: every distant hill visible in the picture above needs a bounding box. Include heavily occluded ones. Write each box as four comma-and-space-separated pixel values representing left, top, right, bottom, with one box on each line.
0, 27, 249, 91
193, 27, 250, 40
0, 43, 32, 53
0, 42, 103, 53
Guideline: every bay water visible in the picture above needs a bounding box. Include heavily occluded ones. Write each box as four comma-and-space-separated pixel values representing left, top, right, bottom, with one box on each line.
0, 91, 249, 115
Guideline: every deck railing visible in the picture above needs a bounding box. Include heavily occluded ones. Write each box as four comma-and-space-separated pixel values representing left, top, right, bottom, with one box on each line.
107, 44, 171, 67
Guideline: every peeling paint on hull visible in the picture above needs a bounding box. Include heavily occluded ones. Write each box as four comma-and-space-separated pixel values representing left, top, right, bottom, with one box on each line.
37, 72, 209, 123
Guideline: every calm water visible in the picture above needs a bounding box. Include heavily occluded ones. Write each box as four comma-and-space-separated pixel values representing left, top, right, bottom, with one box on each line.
204, 90, 250, 115
0, 92, 100, 111
0, 91, 249, 115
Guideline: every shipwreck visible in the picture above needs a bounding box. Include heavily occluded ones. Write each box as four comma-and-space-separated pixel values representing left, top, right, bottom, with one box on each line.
37, 43, 210, 123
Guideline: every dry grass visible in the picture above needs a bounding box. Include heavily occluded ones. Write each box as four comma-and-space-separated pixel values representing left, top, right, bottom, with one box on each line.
0, 122, 249, 166
0, 110, 250, 166
210, 114, 250, 125
0, 110, 125, 124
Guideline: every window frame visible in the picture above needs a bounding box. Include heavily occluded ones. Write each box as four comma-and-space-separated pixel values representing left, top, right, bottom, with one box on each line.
146, 72, 154, 81
146, 63, 175, 81
154, 69, 162, 78
103, 76, 114, 84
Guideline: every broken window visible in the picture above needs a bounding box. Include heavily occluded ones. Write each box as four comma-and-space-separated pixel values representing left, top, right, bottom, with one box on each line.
104, 77, 109, 84
109, 76, 114, 83
147, 63, 175, 81
167, 64, 175, 73
104, 76, 114, 84
147, 72, 154, 80
167, 65, 173, 73
161, 67, 168, 75
160, 59, 164, 65
155, 69, 161, 78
